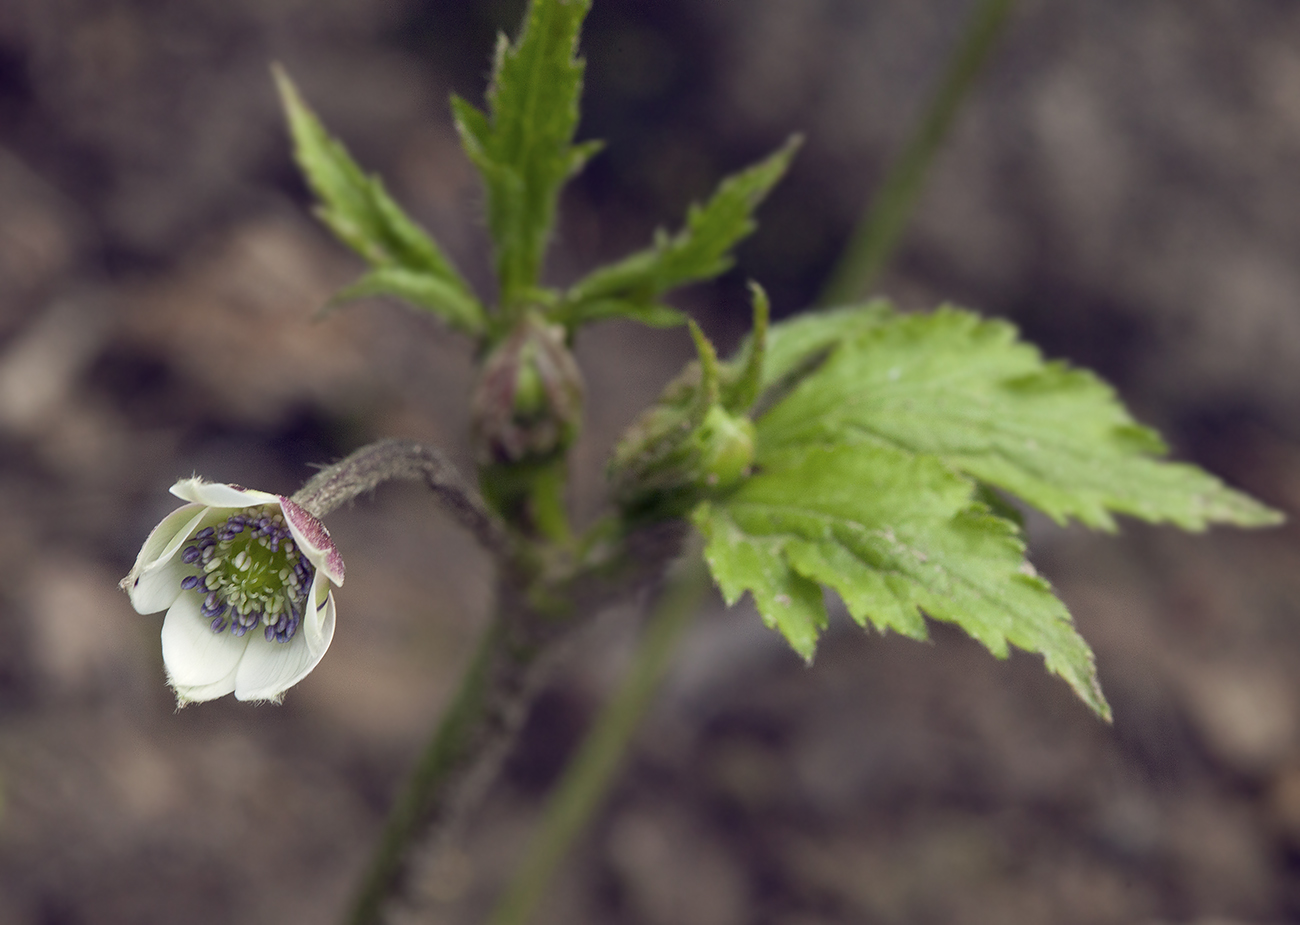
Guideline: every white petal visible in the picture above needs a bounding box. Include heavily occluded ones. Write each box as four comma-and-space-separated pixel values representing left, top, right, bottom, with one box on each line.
280, 497, 345, 586
170, 478, 279, 508
232, 599, 334, 702
302, 572, 332, 649
171, 665, 240, 705
124, 506, 206, 614
161, 592, 252, 687
129, 503, 203, 574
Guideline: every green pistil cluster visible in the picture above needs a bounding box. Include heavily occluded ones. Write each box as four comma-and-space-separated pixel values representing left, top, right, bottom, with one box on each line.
181, 505, 313, 642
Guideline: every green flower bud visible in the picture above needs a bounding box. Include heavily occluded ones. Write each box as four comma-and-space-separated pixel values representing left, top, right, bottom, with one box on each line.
472, 314, 585, 465
609, 293, 767, 517
697, 404, 756, 491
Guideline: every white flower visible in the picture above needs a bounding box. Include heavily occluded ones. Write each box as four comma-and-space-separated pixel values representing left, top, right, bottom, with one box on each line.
121, 478, 345, 705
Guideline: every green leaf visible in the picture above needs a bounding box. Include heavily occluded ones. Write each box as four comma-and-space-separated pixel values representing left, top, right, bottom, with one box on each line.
333, 268, 486, 333
452, 0, 597, 308
274, 66, 485, 335
758, 301, 892, 390
560, 137, 802, 328
758, 305, 1283, 531
554, 298, 686, 329
695, 442, 1109, 718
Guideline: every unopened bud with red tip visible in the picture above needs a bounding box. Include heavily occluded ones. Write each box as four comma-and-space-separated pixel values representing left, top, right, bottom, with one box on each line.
472, 313, 585, 465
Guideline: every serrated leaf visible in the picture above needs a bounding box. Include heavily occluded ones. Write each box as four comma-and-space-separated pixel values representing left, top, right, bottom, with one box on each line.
452, 0, 595, 307
274, 66, 485, 335
758, 306, 1283, 531
560, 137, 802, 328
695, 442, 1109, 718
333, 268, 486, 333
556, 298, 686, 328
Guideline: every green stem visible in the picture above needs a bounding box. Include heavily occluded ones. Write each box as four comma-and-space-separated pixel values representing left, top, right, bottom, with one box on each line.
480, 457, 574, 546
818, 0, 1020, 305
488, 558, 710, 925
344, 618, 502, 925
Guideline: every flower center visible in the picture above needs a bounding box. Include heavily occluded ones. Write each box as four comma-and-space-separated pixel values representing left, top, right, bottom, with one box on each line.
178, 505, 314, 643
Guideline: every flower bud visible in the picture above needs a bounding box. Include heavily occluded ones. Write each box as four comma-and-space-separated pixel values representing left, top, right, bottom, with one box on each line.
472, 314, 585, 465
697, 404, 756, 490
609, 317, 758, 516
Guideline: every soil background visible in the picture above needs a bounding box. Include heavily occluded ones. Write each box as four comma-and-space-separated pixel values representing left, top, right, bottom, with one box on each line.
1, 1, 1299, 923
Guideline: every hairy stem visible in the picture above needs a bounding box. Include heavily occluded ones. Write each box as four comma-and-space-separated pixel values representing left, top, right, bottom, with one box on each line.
292, 438, 513, 560
818, 0, 1020, 305
298, 440, 688, 924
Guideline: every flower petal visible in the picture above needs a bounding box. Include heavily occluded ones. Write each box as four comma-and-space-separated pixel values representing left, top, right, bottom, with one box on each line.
129, 502, 203, 574
232, 598, 335, 703
161, 592, 252, 687
124, 506, 207, 614
170, 477, 279, 509
171, 665, 240, 705
280, 497, 345, 586
302, 570, 331, 649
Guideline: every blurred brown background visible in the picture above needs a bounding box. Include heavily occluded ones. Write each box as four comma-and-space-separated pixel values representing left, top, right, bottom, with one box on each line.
1, 1, 1300, 923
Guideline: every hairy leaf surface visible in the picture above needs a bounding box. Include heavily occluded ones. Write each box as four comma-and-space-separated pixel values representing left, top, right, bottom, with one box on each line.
452, 0, 597, 307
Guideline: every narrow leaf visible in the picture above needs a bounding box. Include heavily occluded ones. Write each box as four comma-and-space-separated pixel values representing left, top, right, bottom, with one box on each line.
758, 305, 1283, 531
453, 0, 595, 307
274, 66, 485, 335
561, 136, 802, 328
333, 268, 486, 333
553, 298, 685, 328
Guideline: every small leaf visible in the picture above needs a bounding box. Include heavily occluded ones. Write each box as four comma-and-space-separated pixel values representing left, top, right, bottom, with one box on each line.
274, 66, 485, 335
552, 298, 686, 328
721, 282, 770, 413
695, 442, 1110, 718
333, 268, 486, 334
561, 136, 802, 329
453, 0, 596, 308
758, 305, 1283, 531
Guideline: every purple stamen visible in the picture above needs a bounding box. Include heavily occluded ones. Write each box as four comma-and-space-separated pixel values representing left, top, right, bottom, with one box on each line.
201, 599, 228, 619
195, 527, 214, 541
182, 546, 201, 564
180, 575, 201, 591
210, 617, 229, 633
